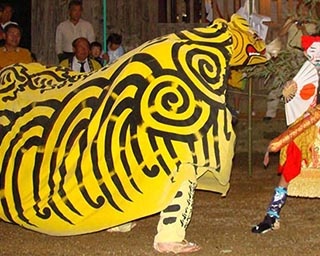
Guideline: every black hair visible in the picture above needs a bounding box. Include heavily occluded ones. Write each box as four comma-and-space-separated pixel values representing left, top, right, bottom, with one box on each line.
4, 23, 22, 34
68, 0, 82, 10
90, 41, 102, 50
1, 3, 14, 11
107, 33, 122, 45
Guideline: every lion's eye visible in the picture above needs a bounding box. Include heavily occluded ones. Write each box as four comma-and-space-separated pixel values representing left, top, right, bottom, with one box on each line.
248, 29, 259, 40
253, 32, 259, 39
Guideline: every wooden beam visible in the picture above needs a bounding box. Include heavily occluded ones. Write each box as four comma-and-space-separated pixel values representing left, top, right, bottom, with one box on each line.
277, 0, 282, 24
190, 0, 194, 22
176, 0, 182, 23
167, 0, 171, 22
223, 0, 228, 19
259, 0, 270, 17
288, 0, 294, 13
234, 0, 241, 12
202, 0, 206, 23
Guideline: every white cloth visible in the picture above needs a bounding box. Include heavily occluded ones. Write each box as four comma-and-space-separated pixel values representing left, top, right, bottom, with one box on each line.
71, 56, 90, 72
55, 18, 95, 54
107, 45, 124, 65
205, 0, 213, 22
1, 21, 18, 30
236, 0, 271, 41
285, 61, 319, 126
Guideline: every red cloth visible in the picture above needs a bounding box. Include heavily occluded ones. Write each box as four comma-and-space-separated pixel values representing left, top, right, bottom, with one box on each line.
301, 35, 320, 51
278, 141, 302, 182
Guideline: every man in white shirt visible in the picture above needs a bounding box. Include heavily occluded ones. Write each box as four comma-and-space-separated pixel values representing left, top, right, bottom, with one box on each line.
55, 0, 95, 63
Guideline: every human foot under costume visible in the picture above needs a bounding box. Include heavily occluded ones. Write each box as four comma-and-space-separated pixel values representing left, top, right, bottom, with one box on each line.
0, 14, 266, 254
252, 35, 320, 234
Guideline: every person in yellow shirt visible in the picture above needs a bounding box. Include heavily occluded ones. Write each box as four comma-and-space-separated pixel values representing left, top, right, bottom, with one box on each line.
0, 23, 33, 70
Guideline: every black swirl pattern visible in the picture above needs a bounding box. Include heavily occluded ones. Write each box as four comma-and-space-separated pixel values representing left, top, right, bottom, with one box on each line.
0, 16, 264, 235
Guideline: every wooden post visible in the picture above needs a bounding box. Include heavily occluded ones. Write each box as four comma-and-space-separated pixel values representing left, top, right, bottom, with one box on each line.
190, 0, 194, 22
223, 0, 228, 19
103, 0, 107, 54
288, 0, 294, 13
176, 0, 182, 22
248, 77, 253, 176
167, 0, 171, 22
248, 0, 253, 176
277, 0, 283, 24
202, 0, 207, 23
211, 0, 218, 19
259, 0, 271, 17
234, 0, 241, 12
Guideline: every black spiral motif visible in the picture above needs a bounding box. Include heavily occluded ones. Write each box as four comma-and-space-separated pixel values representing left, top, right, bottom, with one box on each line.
0, 18, 239, 235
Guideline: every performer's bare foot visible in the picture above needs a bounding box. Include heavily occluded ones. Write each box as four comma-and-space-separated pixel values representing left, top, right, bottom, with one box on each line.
153, 240, 201, 254
107, 222, 136, 232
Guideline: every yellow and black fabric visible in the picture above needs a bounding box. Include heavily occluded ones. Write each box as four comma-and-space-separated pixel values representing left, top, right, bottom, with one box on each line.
0, 14, 266, 236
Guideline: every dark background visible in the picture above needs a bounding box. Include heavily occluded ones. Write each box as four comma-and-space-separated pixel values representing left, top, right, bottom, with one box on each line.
1, 0, 31, 49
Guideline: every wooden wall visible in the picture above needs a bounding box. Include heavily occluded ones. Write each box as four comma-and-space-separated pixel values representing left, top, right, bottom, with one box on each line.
31, 0, 300, 66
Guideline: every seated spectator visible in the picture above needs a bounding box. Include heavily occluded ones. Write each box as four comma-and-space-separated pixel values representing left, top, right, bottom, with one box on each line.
0, 23, 33, 70
90, 41, 104, 66
60, 37, 101, 72
104, 33, 124, 65
0, 3, 18, 46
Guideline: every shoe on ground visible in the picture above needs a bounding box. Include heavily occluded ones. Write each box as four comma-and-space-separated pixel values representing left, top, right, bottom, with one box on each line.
251, 215, 279, 234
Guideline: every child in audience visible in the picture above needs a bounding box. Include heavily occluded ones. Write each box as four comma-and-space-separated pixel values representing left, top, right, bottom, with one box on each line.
104, 33, 124, 65
90, 41, 104, 66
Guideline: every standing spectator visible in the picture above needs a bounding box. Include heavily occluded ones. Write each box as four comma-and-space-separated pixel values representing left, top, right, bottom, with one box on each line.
263, 1, 317, 121
90, 41, 104, 66
0, 3, 18, 46
59, 37, 101, 73
104, 33, 124, 65
55, 0, 95, 63
0, 23, 33, 70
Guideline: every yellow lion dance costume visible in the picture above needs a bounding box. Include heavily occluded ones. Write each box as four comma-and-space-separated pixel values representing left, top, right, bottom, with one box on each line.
0, 14, 266, 253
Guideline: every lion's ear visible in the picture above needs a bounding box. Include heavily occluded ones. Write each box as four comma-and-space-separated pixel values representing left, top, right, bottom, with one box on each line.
207, 17, 228, 29
229, 13, 250, 32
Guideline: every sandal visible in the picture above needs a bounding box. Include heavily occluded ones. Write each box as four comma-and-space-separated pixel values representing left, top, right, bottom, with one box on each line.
154, 240, 201, 254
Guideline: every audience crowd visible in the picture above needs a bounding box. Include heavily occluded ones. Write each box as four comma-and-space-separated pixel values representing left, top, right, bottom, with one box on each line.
1, 0, 316, 125
0, 0, 125, 72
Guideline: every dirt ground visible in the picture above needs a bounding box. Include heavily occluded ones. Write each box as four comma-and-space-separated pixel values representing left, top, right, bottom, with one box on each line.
2, 150, 320, 256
